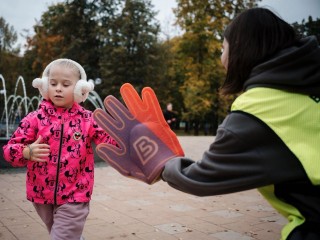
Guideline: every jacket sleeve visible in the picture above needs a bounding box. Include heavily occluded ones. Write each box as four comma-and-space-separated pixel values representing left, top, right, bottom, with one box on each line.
162, 112, 307, 196
2, 113, 38, 167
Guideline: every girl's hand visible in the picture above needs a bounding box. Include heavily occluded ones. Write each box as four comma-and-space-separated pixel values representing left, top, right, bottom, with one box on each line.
24, 136, 50, 162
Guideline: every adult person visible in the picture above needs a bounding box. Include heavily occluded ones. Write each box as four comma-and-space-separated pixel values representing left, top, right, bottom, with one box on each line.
93, 7, 320, 240
163, 103, 177, 129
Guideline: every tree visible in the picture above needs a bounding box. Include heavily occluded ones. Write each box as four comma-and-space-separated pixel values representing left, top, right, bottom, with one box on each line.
155, 36, 185, 116
24, 0, 101, 79
0, 16, 18, 53
99, 0, 161, 98
24, 3, 66, 74
292, 16, 320, 43
172, 0, 259, 134
58, 0, 101, 78
0, 17, 22, 96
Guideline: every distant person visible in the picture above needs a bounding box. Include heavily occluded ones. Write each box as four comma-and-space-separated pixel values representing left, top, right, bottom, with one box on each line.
163, 103, 177, 129
93, 7, 320, 240
3, 59, 117, 240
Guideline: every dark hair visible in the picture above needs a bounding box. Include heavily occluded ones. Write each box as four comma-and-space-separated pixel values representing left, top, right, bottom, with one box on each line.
221, 7, 297, 95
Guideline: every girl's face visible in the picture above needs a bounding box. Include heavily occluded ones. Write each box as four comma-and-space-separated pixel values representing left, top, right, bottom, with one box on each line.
221, 38, 229, 70
48, 65, 79, 108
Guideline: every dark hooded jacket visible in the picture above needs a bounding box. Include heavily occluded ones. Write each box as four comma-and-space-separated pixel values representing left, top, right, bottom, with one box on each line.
162, 36, 320, 240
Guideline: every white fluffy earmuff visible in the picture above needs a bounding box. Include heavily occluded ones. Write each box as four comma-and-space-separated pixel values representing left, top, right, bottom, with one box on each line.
32, 58, 94, 103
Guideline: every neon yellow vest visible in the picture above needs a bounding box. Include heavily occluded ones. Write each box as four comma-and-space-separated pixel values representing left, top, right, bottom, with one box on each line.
231, 87, 320, 240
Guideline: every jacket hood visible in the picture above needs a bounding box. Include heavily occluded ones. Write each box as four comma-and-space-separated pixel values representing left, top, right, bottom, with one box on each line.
244, 36, 320, 95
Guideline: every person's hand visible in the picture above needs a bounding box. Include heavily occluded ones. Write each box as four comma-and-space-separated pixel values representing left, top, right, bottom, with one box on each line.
24, 136, 50, 162
93, 83, 184, 184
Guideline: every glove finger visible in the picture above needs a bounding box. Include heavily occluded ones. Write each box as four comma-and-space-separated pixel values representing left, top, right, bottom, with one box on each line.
120, 83, 184, 156
120, 84, 167, 126
96, 142, 123, 161
141, 87, 167, 125
94, 95, 134, 144
93, 108, 117, 132
120, 84, 164, 124
141, 87, 184, 156
96, 143, 148, 182
94, 108, 129, 153
120, 83, 148, 117
103, 95, 134, 125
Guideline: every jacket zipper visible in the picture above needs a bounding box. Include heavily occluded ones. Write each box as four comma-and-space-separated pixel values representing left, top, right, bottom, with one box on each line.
54, 117, 64, 204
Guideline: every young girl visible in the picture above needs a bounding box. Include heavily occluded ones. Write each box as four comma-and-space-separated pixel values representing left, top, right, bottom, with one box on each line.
3, 58, 117, 240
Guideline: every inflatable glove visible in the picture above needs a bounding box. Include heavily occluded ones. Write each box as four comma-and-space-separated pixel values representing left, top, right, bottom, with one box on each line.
93, 83, 184, 184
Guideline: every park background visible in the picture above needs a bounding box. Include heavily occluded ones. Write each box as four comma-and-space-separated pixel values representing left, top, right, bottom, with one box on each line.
1, 0, 319, 136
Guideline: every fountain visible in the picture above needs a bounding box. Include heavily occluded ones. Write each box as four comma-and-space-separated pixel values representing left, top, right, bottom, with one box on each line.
0, 74, 106, 167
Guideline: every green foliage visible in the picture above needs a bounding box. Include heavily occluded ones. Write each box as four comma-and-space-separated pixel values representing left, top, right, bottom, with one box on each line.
24, 0, 100, 78
172, 0, 259, 133
0, 16, 18, 53
22, 0, 162, 100
99, 0, 161, 98
155, 37, 185, 114
20, 0, 259, 134
3, 0, 318, 136
0, 16, 22, 96
292, 16, 320, 43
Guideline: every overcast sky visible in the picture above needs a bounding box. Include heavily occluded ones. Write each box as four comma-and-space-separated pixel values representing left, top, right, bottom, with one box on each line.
1, 0, 319, 50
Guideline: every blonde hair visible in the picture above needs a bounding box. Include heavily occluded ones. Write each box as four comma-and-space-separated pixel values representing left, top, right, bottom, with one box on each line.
47, 59, 82, 80
32, 59, 94, 103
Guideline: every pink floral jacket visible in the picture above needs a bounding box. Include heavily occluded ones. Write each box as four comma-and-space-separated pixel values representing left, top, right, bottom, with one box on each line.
3, 100, 117, 205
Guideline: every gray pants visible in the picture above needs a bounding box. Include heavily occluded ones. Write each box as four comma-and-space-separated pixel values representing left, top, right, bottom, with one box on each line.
33, 202, 89, 240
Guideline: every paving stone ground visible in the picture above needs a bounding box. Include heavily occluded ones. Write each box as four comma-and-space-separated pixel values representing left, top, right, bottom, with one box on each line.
0, 136, 286, 240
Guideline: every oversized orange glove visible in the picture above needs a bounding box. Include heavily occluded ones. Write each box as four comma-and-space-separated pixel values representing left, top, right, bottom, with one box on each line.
93, 83, 184, 184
